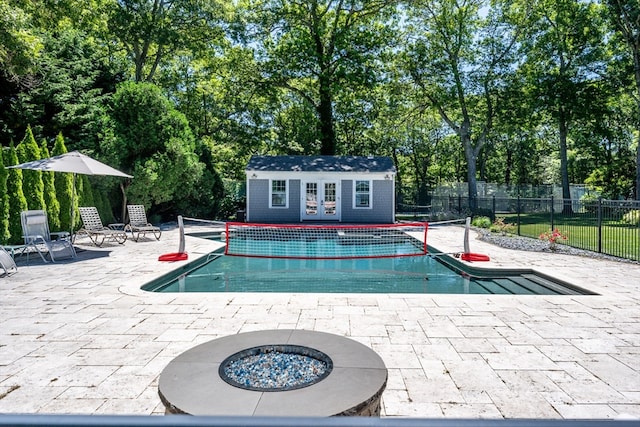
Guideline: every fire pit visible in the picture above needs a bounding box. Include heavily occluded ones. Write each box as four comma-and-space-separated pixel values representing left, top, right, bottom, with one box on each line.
158, 329, 387, 417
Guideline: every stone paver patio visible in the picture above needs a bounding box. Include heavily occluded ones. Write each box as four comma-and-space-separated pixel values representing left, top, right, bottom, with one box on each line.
0, 224, 638, 419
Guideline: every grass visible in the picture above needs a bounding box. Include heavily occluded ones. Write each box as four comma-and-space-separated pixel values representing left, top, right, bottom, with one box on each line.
498, 212, 640, 261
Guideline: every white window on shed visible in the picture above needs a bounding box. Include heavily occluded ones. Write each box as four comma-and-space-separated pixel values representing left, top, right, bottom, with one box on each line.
354, 180, 371, 208
271, 179, 288, 208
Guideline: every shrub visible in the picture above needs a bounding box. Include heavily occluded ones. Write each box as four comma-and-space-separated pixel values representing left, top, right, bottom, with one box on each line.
472, 208, 495, 221
490, 217, 515, 235
472, 216, 492, 228
539, 228, 568, 250
622, 210, 640, 226
580, 192, 599, 213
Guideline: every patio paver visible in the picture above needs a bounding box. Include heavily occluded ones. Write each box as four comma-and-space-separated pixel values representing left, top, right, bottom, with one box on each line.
0, 224, 638, 419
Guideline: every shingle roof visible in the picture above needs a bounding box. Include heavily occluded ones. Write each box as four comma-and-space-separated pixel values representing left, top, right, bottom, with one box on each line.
246, 155, 396, 173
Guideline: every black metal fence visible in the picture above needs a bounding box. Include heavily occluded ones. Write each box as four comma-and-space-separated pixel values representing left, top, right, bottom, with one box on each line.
424, 196, 640, 262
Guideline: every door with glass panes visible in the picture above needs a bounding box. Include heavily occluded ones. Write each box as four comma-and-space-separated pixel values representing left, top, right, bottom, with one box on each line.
301, 181, 340, 220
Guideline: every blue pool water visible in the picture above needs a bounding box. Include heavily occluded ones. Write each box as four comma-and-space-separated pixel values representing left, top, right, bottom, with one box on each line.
143, 243, 590, 295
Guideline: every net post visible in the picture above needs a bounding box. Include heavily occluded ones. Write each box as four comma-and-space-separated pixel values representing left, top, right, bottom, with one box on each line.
464, 217, 471, 254
178, 215, 185, 254
224, 222, 230, 255
423, 222, 428, 255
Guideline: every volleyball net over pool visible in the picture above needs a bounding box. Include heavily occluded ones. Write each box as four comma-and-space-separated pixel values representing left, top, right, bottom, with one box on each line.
224, 222, 428, 259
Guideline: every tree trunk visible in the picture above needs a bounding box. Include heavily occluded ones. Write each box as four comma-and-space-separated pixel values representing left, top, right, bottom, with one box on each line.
120, 181, 129, 223
505, 148, 512, 184
462, 132, 479, 212
391, 149, 404, 208
558, 109, 573, 214
318, 75, 336, 155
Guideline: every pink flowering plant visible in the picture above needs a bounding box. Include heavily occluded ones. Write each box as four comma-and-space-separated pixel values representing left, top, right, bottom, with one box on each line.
539, 228, 568, 251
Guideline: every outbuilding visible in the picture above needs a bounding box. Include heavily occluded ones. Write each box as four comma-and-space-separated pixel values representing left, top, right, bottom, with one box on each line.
245, 155, 396, 223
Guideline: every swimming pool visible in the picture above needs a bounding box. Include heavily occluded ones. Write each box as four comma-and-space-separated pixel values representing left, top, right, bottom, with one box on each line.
142, 246, 593, 295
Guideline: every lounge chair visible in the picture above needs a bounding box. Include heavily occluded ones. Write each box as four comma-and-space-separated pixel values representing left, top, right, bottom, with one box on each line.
0, 246, 18, 276
77, 207, 127, 246
20, 210, 77, 263
125, 205, 161, 241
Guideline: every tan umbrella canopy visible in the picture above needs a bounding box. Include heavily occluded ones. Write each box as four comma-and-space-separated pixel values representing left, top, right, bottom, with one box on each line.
6, 151, 133, 234
7, 151, 132, 178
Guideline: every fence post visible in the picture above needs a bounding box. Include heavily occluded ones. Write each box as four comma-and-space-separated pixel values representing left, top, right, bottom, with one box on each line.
550, 196, 554, 230
517, 196, 521, 236
458, 195, 462, 214
597, 197, 603, 254
492, 195, 496, 218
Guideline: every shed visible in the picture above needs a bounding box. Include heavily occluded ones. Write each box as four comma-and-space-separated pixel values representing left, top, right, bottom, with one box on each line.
245, 155, 396, 223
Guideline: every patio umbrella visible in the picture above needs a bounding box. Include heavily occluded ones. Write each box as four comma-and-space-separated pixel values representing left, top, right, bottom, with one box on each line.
6, 151, 133, 234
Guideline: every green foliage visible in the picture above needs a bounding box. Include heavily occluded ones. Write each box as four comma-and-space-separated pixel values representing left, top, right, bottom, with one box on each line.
403, 0, 526, 209
109, 0, 227, 82
1, 0, 639, 218
77, 175, 95, 212
0, 146, 10, 243
108, 81, 204, 212
40, 139, 61, 230
93, 189, 114, 224
52, 133, 76, 232
490, 217, 516, 235
17, 126, 46, 211
6, 141, 28, 244
580, 192, 600, 213
244, 0, 397, 155
471, 216, 492, 229
9, 29, 117, 151
0, 1, 42, 81
622, 210, 640, 226
173, 139, 225, 219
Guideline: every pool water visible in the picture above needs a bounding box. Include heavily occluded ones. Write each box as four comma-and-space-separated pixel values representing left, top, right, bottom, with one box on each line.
143, 250, 591, 295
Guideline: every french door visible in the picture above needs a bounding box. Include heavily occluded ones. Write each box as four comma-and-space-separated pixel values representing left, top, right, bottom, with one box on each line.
302, 180, 340, 220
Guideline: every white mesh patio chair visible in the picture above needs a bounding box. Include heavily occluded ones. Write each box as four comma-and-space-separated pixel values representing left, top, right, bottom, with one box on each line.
21, 210, 76, 263
77, 207, 127, 246
0, 246, 18, 276
125, 205, 162, 242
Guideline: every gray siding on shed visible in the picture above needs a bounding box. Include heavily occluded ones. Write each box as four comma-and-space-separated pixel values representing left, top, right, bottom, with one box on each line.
247, 179, 300, 223
340, 179, 394, 223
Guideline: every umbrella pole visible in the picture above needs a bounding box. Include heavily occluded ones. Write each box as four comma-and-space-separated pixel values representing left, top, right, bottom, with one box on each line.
70, 173, 76, 237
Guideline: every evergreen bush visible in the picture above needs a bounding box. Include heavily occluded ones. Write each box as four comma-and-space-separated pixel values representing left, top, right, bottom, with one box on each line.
0, 147, 10, 244
471, 216, 492, 228
52, 133, 75, 232
6, 142, 28, 244
40, 139, 61, 230
17, 126, 46, 211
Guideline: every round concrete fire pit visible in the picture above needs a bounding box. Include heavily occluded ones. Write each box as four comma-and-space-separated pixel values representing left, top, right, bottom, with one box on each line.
158, 329, 387, 417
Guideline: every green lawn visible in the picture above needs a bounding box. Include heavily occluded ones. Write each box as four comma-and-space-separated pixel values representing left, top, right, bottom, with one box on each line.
498, 212, 640, 261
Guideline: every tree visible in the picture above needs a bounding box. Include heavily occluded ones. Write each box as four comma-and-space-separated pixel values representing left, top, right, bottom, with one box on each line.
40, 139, 61, 230
403, 0, 525, 210
17, 126, 46, 211
109, 0, 227, 82
243, 0, 397, 155
0, 146, 10, 244
606, 0, 640, 200
5, 141, 28, 244
52, 133, 76, 232
520, 0, 610, 211
107, 81, 204, 218
0, 0, 42, 137
8, 29, 119, 152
